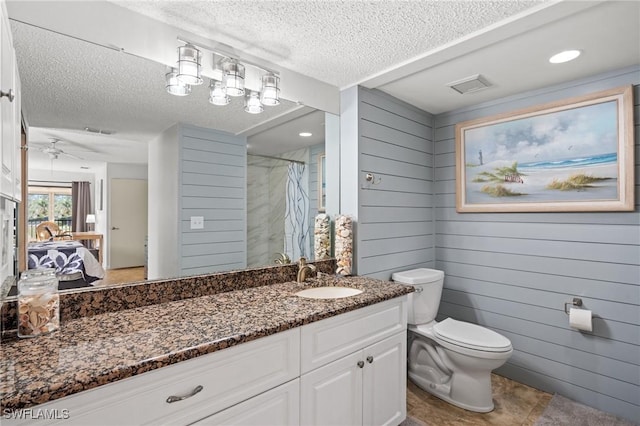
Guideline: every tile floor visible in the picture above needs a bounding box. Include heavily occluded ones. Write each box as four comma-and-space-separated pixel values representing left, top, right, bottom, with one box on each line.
407, 373, 553, 425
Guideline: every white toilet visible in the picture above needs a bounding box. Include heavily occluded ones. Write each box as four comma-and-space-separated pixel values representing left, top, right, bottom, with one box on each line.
392, 268, 513, 413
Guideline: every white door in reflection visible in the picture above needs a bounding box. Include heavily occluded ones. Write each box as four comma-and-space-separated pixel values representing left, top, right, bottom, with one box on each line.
109, 178, 148, 269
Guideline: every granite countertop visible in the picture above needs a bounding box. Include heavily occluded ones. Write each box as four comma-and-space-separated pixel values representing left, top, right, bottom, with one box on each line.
0, 275, 412, 411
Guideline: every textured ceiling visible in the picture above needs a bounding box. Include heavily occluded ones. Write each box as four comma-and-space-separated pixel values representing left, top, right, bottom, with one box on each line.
112, 0, 544, 89
11, 20, 310, 170
12, 20, 297, 141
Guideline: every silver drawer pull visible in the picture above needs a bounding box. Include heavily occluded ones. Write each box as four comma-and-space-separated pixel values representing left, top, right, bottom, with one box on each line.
166, 385, 203, 403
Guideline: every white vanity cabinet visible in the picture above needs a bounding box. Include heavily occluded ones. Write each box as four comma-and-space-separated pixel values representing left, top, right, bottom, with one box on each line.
300, 297, 408, 426
5, 296, 409, 426
0, 2, 21, 202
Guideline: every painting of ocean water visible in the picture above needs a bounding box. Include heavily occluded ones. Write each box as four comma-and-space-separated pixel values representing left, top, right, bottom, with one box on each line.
519, 152, 617, 170
463, 99, 620, 205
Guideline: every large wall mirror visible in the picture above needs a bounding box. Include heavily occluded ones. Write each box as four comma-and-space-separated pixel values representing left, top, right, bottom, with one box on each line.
3, 16, 338, 297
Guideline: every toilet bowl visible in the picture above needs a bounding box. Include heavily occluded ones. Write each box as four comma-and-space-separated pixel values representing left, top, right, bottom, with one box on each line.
393, 268, 513, 413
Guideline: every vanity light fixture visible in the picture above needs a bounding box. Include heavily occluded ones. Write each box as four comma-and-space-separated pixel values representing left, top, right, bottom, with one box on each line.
549, 49, 581, 64
165, 67, 192, 96
260, 73, 280, 106
222, 58, 246, 97
176, 44, 203, 85
209, 80, 230, 106
166, 38, 281, 114
244, 91, 264, 114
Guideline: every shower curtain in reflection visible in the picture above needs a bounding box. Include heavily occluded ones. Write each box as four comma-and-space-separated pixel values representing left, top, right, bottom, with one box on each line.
284, 163, 309, 261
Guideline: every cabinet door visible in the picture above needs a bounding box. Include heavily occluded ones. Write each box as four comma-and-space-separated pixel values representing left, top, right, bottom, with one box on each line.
300, 351, 363, 426
12, 70, 20, 202
192, 379, 300, 426
363, 332, 407, 426
0, 9, 16, 199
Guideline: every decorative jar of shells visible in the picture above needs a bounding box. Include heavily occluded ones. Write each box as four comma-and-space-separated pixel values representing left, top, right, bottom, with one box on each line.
17, 273, 60, 338
335, 215, 353, 276
314, 214, 331, 260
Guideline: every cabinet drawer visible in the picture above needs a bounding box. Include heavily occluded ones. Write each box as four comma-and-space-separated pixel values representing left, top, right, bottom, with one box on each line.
192, 379, 300, 426
7, 329, 300, 426
300, 297, 407, 374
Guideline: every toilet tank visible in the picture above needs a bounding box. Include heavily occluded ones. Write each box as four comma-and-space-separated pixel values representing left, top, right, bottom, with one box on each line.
392, 268, 445, 325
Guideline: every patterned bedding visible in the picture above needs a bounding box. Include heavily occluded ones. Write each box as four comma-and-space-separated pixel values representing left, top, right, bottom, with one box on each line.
27, 241, 105, 284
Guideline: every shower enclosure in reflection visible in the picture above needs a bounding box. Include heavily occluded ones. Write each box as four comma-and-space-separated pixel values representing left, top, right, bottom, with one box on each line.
247, 144, 324, 268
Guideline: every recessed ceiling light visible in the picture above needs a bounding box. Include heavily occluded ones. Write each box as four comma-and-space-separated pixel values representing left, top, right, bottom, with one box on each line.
299, 132, 312, 137
549, 50, 581, 64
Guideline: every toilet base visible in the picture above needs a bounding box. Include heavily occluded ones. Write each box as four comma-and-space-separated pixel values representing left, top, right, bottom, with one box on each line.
408, 371, 495, 413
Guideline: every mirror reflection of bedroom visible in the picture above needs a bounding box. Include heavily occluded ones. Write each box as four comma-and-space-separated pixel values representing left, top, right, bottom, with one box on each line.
17, 132, 149, 295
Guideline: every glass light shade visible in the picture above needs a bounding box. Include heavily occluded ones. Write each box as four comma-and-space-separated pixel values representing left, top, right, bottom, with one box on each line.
244, 91, 264, 114
165, 68, 191, 96
260, 73, 280, 106
223, 59, 245, 97
209, 80, 230, 106
177, 44, 203, 85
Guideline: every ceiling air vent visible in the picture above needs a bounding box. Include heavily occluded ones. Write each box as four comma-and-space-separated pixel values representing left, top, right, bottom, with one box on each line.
84, 127, 115, 135
446, 74, 492, 95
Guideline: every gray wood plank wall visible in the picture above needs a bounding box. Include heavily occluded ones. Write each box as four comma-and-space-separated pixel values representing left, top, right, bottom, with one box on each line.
179, 124, 247, 275
355, 87, 436, 280
433, 68, 640, 421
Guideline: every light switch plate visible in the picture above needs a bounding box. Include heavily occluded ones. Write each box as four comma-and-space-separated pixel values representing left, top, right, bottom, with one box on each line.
190, 216, 204, 229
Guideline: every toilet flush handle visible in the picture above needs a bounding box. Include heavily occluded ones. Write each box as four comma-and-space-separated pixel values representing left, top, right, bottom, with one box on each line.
414, 287, 423, 293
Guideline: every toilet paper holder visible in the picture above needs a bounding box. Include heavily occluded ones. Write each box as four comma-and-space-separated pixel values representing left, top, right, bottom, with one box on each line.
564, 297, 583, 314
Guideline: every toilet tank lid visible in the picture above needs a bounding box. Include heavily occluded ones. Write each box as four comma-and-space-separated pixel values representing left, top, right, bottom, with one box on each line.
392, 268, 444, 285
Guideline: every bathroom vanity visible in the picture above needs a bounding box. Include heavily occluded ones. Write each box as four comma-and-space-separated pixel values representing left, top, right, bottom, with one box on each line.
0, 273, 411, 426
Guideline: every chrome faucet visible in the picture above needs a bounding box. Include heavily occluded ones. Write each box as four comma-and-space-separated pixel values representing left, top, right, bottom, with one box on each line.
297, 257, 317, 283
274, 252, 291, 265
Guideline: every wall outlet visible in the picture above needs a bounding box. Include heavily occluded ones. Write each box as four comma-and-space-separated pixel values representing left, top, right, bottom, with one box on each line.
190, 216, 204, 230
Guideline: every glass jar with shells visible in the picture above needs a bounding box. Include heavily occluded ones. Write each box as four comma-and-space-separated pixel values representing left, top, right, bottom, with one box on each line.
17, 272, 60, 338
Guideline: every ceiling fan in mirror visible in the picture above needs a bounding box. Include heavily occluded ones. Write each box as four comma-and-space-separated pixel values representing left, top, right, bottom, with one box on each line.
33, 138, 84, 160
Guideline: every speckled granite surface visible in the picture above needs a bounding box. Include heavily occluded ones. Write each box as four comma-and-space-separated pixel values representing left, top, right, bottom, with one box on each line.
1, 260, 336, 337
1, 274, 412, 411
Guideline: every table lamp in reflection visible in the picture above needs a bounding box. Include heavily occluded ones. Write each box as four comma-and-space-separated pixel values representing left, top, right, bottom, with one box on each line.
86, 214, 96, 232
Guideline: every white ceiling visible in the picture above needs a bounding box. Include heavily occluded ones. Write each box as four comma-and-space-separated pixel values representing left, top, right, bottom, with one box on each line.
112, 0, 544, 89
9, 0, 640, 173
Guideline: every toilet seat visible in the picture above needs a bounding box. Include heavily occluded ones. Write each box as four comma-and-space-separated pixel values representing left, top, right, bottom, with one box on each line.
433, 318, 512, 353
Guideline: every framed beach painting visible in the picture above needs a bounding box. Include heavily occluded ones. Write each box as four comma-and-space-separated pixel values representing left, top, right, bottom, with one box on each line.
455, 86, 634, 212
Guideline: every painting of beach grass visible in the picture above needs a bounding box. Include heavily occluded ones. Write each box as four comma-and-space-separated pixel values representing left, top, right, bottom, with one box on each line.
455, 86, 634, 212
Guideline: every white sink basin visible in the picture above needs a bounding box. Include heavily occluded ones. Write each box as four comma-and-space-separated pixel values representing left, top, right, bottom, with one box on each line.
295, 286, 363, 299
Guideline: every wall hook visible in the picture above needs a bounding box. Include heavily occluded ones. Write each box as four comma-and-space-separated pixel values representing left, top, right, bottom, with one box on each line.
365, 173, 382, 185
